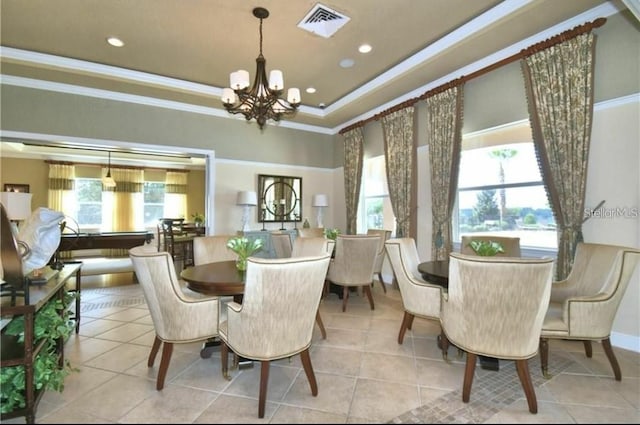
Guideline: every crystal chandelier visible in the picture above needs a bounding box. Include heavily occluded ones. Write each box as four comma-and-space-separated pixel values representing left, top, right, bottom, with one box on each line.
221, 7, 301, 129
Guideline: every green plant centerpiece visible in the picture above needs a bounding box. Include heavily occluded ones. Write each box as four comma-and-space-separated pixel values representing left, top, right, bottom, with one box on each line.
1, 292, 78, 414
191, 212, 205, 226
468, 240, 505, 256
226, 236, 263, 271
324, 228, 341, 240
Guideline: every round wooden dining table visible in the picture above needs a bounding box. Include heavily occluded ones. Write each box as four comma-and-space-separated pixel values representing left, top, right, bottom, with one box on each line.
180, 260, 249, 363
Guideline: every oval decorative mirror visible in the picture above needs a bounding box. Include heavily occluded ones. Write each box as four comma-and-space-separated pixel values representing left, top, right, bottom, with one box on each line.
258, 174, 302, 223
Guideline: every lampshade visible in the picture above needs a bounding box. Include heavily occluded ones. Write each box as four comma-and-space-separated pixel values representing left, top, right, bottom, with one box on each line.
237, 190, 257, 206
0, 191, 33, 221
312, 194, 329, 207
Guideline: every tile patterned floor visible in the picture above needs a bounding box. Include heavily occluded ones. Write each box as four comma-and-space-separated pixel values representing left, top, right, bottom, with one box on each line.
6, 280, 640, 423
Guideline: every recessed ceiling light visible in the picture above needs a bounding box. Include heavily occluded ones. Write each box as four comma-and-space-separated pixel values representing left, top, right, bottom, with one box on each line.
306, 87, 316, 94
106, 37, 124, 47
339, 58, 354, 68
358, 44, 372, 54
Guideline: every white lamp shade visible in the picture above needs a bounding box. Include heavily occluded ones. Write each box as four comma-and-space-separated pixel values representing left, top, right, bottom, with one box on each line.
0, 191, 33, 220
237, 190, 257, 206
287, 88, 301, 104
312, 194, 328, 207
102, 175, 116, 187
222, 88, 236, 104
268, 70, 284, 90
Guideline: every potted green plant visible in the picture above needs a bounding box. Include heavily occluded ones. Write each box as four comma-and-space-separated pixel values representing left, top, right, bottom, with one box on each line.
191, 212, 205, 227
324, 228, 341, 240
468, 240, 505, 256
226, 237, 263, 271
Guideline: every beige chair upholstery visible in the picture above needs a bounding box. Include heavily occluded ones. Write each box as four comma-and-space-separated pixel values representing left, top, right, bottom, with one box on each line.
460, 235, 521, 257
219, 254, 331, 418
192, 235, 238, 266
298, 227, 325, 238
367, 229, 392, 293
326, 234, 379, 312
290, 237, 335, 339
270, 231, 293, 258
129, 246, 220, 390
385, 238, 443, 344
540, 242, 640, 381
441, 252, 554, 414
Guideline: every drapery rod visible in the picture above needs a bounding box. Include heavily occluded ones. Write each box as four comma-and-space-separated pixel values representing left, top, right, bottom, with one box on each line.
45, 160, 190, 173
339, 17, 606, 135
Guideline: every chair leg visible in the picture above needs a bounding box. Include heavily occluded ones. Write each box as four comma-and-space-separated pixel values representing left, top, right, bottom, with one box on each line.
462, 352, 477, 403
583, 340, 593, 358
221, 341, 230, 380
156, 341, 173, 390
148, 335, 162, 367
362, 284, 375, 310
539, 338, 551, 379
315, 310, 327, 339
300, 348, 318, 396
398, 311, 413, 344
440, 331, 450, 361
341, 287, 349, 312
258, 360, 270, 419
515, 359, 537, 414
376, 272, 387, 293
602, 337, 622, 381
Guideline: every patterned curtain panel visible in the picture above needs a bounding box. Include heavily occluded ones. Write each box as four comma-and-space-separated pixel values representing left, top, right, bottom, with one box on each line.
522, 32, 595, 280
164, 171, 188, 220
425, 85, 464, 260
342, 127, 364, 235
381, 107, 416, 238
48, 163, 75, 216
110, 167, 144, 233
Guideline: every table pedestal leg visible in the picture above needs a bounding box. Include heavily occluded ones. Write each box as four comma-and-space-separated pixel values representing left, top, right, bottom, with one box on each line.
200, 338, 253, 369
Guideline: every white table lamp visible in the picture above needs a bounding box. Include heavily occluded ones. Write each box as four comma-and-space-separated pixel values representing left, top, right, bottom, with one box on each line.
237, 190, 257, 232
0, 191, 33, 235
312, 194, 328, 228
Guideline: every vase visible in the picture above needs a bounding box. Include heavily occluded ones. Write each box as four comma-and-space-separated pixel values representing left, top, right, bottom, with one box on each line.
236, 256, 247, 271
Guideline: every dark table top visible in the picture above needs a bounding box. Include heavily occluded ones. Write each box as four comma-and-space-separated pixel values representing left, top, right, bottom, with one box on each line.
180, 260, 245, 297
417, 260, 449, 288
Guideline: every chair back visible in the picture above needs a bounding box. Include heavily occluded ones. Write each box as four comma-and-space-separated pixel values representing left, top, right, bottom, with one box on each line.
385, 238, 442, 319
270, 231, 293, 258
327, 235, 379, 285
298, 227, 325, 238
223, 254, 331, 359
442, 252, 554, 359
367, 229, 392, 273
291, 237, 334, 257
192, 235, 238, 265
129, 246, 219, 342
460, 235, 521, 257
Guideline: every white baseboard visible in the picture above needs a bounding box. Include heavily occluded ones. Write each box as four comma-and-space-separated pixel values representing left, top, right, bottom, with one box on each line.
611, 331, 640, 353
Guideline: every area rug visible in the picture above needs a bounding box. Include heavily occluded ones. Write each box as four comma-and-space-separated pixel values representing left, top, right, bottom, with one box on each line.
389, 356, 574, 424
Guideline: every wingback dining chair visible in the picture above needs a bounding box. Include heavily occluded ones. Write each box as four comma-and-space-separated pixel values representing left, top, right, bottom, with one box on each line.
129, 246, 220, 390
367, 229, 392, 293
219, 254, 331, 418
270, 231, 293, 258
325, 234, 379, 312
441, 252, 554, 414
297, 227, 325, 238
192, 235, 238, 266
385, 238, 443, 344
460, 235, 521, 257
539, 242, 640, 381
290, 237, 335, 339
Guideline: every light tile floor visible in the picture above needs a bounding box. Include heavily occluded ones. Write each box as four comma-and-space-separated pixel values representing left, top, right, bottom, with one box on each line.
7, 281, 640, 424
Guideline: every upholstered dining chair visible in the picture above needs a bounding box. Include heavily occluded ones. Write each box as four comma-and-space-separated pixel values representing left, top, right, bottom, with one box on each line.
441, 252, 554, 414
270, 231, 293, 258
325, 234, 379, 312
460, 235, 521, 257
129, 246, 220, 390
192, 235, 238, 266
539, 242, 640, 381
367, 229, 392, 293
290, 237, 336, 339
385, 238, 443, 344
219, 254, 331, 418
297, 227, 325, 238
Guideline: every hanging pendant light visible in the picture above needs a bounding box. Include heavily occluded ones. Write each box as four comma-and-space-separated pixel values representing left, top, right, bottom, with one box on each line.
102, 151, 116, 187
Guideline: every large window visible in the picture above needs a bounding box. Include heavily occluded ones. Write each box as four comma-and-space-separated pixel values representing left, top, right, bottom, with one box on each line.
455, 141, 556, 250
359, 155, 396, 234
75, 178, 103, 227
143, 182, 166, 226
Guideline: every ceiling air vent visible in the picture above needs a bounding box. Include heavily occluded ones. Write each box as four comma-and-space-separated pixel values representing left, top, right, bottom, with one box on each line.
298, 3, 350, 38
